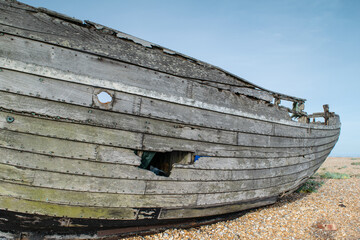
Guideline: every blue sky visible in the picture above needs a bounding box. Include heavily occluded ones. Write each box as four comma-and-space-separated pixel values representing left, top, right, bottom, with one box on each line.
20, 0, 360, 157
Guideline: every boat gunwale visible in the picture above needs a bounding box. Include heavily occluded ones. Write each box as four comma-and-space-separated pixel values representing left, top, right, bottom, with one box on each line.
0, 0, 306, 103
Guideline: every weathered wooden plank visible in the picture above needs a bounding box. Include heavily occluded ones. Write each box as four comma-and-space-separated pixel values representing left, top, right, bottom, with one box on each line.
0, 169, 310, 220
0, 146, 330, 185
159, 197, 277, 219
0, 195, 138, 220
145, 178, 266, 195
0, 159, 323, 220
190, 83, 285, 118
140, 97, 274, 133
0, 159, 322, 211
0, 111, 143, 149
0, 0, 35, 11
0, 129, 96, 160
195, 179, 301, 206
0, 61, 340, 133
169, 149, 333, 181
1, 150, 324, 193
0, 71, 340, 141
0, 34, 334, 133
96, 146, 141, 166
0, 3, 250, 88
177, 148, 332, 170
190, 80, 274, 102
269, 161, 322, 187
136, 93, 339, 137
145, 157, 321, 194
230, 86, 273, 102
0, 144, 330, 184
237, 132, 339, 148
0, 35, 295, 125
0, 91, 339, 156
0, 33, 188, 98
0, 92, 237, 145
139, 97, 340, 137
0, 162, 146, 194
0, 68, 93, 107
0, 147, 146, 178
0, 93, 338, 155
0, 163, 35, 184
0, 82, 336, 149
143, 134, 338, 157
37, 7, 83, 25
0, 4, 305, 104
0, 181, 197, 208
0, 34, 286, 123
274, 124, 340, 138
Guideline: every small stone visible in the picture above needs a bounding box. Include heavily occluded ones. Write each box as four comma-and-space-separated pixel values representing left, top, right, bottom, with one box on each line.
317, 223, 337, 231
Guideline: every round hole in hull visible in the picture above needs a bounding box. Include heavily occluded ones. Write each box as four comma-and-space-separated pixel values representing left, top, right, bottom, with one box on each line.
97, 91, 113, 104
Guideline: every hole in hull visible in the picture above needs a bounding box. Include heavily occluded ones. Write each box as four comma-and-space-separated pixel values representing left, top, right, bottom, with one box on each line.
137, 151, 193, 177
97, 91, 113, 104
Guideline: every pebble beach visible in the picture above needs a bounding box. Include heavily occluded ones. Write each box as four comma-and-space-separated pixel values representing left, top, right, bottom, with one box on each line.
126, 157, 360, 240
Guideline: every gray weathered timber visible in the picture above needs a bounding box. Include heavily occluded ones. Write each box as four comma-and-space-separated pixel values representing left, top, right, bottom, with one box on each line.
0, 163, 147, 194
0, 129, 96, 160
0, 0, 341, 233
0, 108, 338, 152
176, 149, 332, 170
159, 197, 277, 219
0, 145, 331, 182
0, 58, 339, 133
1, 116, 336, 160
0, 142, 331, 173
0, 4, 244, 86
194, 164, 319, 206
0, 181, 197, 208
0, 161, 321, 211
176, 155, 326, 182
137, 95, 339, 135
0, 194, 139, 220
274, 123, 340, 138
0, 68, 93, 107
0, 75, 339, 139
145, 160, 323, 194
0, 111, 143, 150
0, 152, 324, 195
0, 35, 291, 121
143, 134, 338, 157
3, 92, 336, 156
236, 132, 339, 148
169, 149, 334, 181
0, 94, 237, 146
0, 156, 323, 199
162, 163, 318, 218
0, 1, 302, 102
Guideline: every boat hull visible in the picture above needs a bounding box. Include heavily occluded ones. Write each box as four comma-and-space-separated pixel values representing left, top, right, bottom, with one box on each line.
0, 0, 340, 237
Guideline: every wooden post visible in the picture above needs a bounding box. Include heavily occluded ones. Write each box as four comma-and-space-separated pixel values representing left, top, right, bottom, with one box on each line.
323, 104, 330, 125
274, 98, 281, 107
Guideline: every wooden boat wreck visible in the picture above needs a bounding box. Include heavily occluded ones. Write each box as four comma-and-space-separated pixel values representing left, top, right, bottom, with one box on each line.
0, 0, 340, 238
